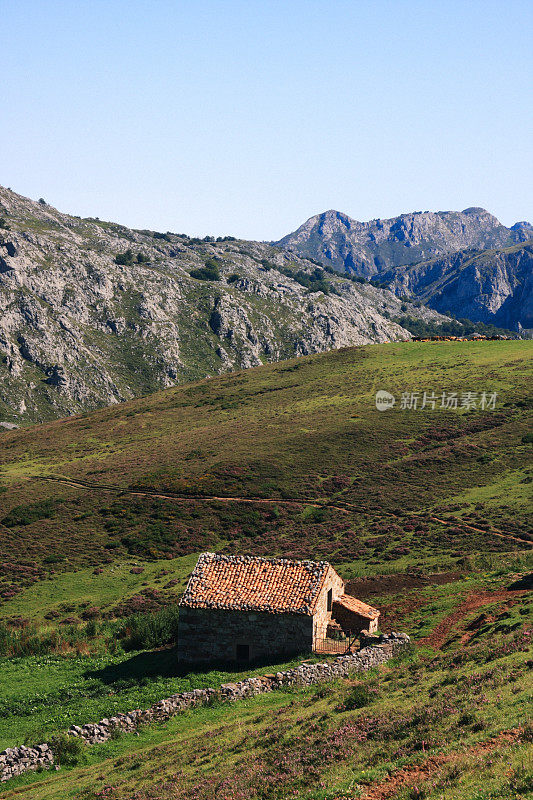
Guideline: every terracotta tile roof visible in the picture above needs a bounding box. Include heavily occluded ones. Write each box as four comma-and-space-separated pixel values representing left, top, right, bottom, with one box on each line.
334, 594, 380, 620
179, 553, 333, 615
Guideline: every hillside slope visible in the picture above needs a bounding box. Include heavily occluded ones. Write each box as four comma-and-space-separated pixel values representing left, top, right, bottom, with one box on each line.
0, 340, 530, 603
0, 187, 448, 425
383, 240, 533, 330
1, 565, 531, 800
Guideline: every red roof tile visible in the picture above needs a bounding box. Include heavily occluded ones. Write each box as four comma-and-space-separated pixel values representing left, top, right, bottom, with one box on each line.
180, 553, 332, 615
334, 594, 380, 620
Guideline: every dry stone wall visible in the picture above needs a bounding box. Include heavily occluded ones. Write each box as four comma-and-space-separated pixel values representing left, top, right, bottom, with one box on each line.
0, 633, 410, 782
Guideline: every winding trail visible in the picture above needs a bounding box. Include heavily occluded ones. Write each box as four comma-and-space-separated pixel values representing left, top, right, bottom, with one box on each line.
32, 475, 531, 547
34, 475, 353, 514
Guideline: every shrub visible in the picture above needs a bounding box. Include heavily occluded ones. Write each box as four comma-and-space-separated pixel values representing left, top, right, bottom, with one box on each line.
114, 249, 134, 266
521, 432, 533, 444
119, 606, 180, 651
190, 259, 221, 281
227, 273, 241, 283
49, 733, 86, 766
337, 683, 375, 711
2, 499, 58, 527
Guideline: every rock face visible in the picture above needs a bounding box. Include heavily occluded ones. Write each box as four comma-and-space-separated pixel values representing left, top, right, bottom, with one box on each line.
0, 187, 448, 424
383, 242, 533, 330
276, 207, 527, 278
276, 208, 532, 331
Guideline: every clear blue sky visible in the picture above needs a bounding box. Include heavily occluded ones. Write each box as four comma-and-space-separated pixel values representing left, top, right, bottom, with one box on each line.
2, 0, 531, 239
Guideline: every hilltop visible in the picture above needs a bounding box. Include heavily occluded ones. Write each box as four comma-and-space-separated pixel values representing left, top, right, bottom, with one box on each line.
277, 208, 533, 328
0, 187, 447, 425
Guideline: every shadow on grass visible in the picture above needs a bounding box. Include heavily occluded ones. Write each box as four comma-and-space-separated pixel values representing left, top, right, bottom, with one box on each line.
84, 646, 292, 686
85, 647, 182, 685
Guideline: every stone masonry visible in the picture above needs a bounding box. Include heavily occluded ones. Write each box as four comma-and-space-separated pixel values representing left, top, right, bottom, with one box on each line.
0, 633, 410, 783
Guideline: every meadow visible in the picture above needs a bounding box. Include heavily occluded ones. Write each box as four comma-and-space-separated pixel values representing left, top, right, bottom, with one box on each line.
0, 340, 531, 798
0, 559, 531, 799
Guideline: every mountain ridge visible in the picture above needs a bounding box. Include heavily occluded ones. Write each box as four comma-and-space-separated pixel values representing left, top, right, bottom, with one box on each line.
276, 207, 533, 328
276, 207, 531, 275
0, 186, 450, 425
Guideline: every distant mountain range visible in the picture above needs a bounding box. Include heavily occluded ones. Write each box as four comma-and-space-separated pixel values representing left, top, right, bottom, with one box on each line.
0, 187, 446, 424
276, 209, 533, 329
0, 187, 530, 425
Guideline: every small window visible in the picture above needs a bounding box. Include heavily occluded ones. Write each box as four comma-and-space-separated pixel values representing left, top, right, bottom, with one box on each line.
236, 643, 250, 662
327, 588, 333, 612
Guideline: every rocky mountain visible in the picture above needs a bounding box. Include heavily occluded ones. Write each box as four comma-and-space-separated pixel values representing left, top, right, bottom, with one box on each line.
0, 187, 448, 425
276, 207, 528, 278
383, 241, 533, 331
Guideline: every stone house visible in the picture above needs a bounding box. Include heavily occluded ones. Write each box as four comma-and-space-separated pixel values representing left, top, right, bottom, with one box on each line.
177, 553, 379, 665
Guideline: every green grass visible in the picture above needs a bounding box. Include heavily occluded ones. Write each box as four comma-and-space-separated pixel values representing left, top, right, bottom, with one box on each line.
0, 341, 530, 596
0, 647, 325, 752
1, 565, 530, 799
0, 555, 197, 623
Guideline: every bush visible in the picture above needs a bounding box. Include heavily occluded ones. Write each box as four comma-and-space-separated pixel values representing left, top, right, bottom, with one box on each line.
49, 733, 86, 766
190, 258, 221, 281
337, 683, 375, 711
114, 249, 134, 266
119, 606, 180, 651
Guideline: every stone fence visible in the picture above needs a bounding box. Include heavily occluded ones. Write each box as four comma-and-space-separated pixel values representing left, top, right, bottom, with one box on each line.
0, 633, 410, 782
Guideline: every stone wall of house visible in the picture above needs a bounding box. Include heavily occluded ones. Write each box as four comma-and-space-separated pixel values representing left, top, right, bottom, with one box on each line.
177, 606, 314, 664
0, 633, 410, 783
312, 566, 345, 641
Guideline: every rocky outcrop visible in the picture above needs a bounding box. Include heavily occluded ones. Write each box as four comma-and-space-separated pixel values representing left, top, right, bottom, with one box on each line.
0, 633, 410, 782
276, 208, 532, 331
0, 187, 449, 425
276, 207, 527, 278
383, 242, 533, 330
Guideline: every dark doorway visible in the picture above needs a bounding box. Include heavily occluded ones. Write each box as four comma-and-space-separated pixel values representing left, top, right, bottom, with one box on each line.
236, 643, 250, 662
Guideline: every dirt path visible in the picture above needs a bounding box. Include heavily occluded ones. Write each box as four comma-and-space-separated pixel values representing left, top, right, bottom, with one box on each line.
32, 476, 530, 548
429, 515, 529, 546
417, 589, 525, 650
358, 727, 523, 800
34, 475, 353, 514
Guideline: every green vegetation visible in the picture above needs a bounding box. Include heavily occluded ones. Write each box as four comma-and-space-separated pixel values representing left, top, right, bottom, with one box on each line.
394, 315, 516, 338
278, 264, 337, 294
114, 249, 150, 266
1, 564, 530, 799
0, 341, 530, 586
189, 258, 221, 281
0, 342, 531, 797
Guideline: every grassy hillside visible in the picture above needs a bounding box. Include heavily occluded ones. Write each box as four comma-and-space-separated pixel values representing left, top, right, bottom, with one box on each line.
1, 564, 531, 799
0, 340, 531, 600
0, 340, 531, 798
